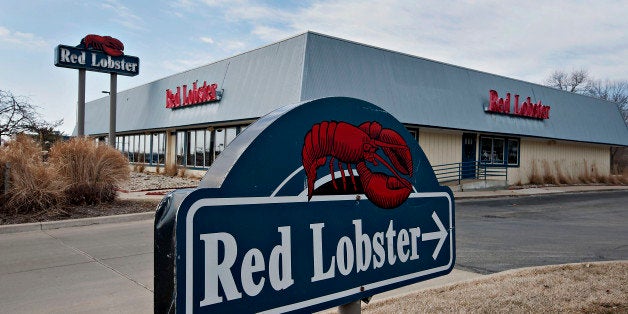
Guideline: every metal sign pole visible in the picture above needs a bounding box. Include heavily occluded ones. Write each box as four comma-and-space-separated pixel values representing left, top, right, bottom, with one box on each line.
77, 69, 86, 136
108, 73, 117, 146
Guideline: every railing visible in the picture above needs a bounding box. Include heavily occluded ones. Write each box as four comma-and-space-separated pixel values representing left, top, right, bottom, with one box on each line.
432, 161, 508, 185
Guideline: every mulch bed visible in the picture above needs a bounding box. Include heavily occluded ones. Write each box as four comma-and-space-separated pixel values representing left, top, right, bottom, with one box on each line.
0, 199, 160, 225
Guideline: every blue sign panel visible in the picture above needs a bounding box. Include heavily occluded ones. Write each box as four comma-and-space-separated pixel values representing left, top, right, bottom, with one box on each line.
170, 97, 455, 313
54, 44, 139, 76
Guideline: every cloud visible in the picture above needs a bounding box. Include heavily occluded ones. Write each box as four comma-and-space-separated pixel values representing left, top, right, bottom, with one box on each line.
101, 0, 146, 31
200, 37, 215, 44
197, 0, 627, 83
0, 26, 48, 49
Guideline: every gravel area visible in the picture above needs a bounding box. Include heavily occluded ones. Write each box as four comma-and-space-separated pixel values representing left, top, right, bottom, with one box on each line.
118, 171, 201, 191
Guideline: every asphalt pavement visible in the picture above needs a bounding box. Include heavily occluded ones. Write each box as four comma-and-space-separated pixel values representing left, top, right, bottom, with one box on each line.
0, 185, 626, 313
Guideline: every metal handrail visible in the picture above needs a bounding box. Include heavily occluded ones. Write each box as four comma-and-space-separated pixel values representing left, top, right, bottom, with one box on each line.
432, 161, 508, 185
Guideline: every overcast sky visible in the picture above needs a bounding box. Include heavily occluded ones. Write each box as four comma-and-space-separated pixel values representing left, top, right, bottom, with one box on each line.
1, 0, 626, 135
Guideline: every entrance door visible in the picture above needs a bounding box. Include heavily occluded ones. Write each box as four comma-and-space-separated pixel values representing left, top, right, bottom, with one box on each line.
462, 133, 477, 179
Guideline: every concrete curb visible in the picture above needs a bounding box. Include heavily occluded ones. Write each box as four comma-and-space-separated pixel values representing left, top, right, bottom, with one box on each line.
0, 212, 155, 234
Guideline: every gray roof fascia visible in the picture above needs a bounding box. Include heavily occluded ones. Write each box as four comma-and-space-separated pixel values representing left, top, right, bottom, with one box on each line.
299, 32, 628, 146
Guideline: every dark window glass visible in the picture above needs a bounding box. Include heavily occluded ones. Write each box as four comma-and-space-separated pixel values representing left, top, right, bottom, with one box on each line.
187, 131, 195, 166
507, 139, 519, 165
480, 138, 492, 163
493, 138, 504, 164
204, 130, 213, 168
195, 130, 204, 168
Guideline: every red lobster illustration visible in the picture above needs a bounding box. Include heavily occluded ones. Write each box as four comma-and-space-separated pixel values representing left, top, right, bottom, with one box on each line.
80, 34, 124, 57
302, 121, 413, 209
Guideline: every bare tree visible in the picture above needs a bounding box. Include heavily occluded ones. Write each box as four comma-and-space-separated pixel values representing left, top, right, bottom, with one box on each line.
585, 79, 628, 122
545, 71, 628, 172
1, 90, 63, 144
545, 69, 590, 93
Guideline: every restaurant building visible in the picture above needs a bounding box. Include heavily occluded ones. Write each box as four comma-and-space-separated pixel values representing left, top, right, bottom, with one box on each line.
83, 32, 628, 185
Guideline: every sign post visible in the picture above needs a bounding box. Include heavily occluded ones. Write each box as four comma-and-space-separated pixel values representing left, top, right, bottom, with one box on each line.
77, 69, 86, 136
154, 97, 455, 313
54, 34, 139, 141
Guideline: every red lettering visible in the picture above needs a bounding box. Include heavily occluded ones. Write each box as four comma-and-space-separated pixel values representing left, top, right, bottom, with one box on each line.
165, 81, 221, 109
487, 90, 551, 119
489, 90, 500, 111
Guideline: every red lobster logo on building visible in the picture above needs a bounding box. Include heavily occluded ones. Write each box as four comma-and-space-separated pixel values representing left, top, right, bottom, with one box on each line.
79, 34, 124, 57
302, 121, 413, 209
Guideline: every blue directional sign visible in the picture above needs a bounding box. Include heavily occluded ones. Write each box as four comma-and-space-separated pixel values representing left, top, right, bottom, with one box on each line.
162, 97, 455, 313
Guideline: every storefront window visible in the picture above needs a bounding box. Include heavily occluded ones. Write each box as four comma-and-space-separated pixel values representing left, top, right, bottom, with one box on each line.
225, 127, 237, 146
507, 139, 519, 166
480, 136, 519, 167
139, 124, 247, 169
176, 131, 185, 166
480, 138, 492, 163
493, 138, 504, 164
195, 130, 205, 167
204, 130, 213, 167
186, 131, 195, 167
407, 128, 419, 143
151, 133, 165, 165
214, 128, 225, 159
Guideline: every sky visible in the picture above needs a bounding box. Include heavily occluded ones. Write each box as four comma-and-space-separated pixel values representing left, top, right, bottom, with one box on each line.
1, 0, 627, 135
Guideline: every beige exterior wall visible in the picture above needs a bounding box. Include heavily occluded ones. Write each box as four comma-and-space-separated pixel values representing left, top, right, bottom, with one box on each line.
508, 138, 610, 185
418, 130, 462, 166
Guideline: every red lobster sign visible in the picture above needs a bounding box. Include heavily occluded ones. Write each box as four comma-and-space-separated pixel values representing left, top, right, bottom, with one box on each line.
80, 34, 124, 57
302, 121, 413, 209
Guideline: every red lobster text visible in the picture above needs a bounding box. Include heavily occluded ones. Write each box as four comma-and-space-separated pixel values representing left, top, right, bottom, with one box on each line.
302, 121, 413, 209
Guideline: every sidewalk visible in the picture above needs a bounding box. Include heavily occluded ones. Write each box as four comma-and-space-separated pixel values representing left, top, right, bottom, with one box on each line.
454, 184, 628, 199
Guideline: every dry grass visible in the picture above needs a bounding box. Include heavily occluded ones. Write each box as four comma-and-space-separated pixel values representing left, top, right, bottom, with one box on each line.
164, 163, 178, 177
0, 135, 66, 214
554, 160, 573, 184
359, 262, 627, 313
49, 137, 130, 205
133, 163, 146, 173
578, 159, 594, 184
541, 160, 559, 185
528, 160, 543, 185
524, 159, 626, 187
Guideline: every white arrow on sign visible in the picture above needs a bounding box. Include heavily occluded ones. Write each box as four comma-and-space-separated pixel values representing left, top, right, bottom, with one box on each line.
421, 211, 448, 260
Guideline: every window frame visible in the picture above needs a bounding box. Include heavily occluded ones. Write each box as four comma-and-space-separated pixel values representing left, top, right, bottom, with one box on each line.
479, 135, 520, 167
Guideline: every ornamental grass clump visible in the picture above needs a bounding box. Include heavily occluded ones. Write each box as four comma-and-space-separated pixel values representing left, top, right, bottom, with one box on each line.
49, 137, 130, 205
0, 135, 66, 214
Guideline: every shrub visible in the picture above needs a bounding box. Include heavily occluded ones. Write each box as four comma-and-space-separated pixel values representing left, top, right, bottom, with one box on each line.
0, 135, 66, 214
49, 138, 130, 205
